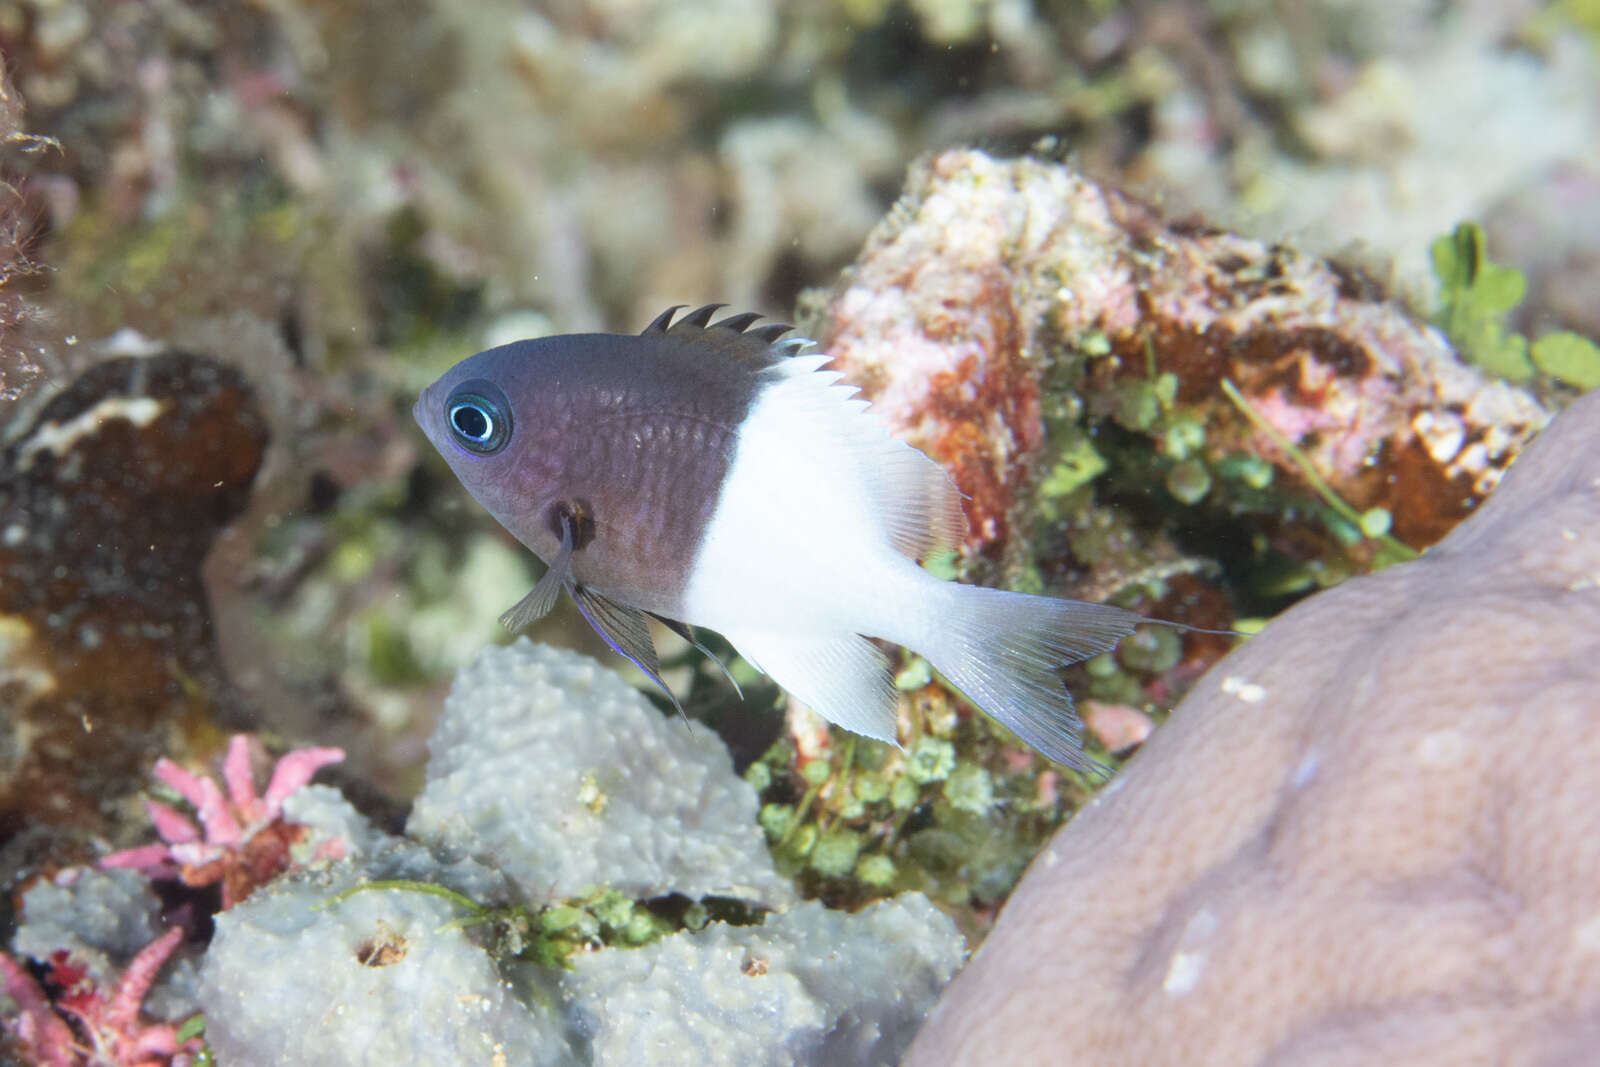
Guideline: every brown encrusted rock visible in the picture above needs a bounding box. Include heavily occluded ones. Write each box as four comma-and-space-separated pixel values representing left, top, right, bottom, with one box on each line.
815, 149, 1548, 569
0, 60, 50, 420
905, 387, 1600, 1066
0, 353, 267, 835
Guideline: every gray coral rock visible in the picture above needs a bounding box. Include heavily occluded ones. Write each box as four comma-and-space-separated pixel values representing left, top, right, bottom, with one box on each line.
409, 639, 797, 905
194, 641, 961, 1067
11, 867, 202, 1023
11, 868, 163, 988
200, 862, 569, 1067
560, 896, 965, 1067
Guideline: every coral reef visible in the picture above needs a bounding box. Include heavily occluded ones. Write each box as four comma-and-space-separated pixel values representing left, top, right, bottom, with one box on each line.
201, 642, 961, 1066
7, 644, 963, 1066
204, 867, 959, 1067
744, 688, 1085, 923
906, 386, 1600, 1065
0, 58, 49, 416
720, 145, 1567, 930
2, 0, 1590, 874
199, 860, 567, 1067
10, 870, 167, 997
1, 738, 352, 1065
1142, 0, 1600, 293
560, 896, 960, 1066
0, 4, 1596, 1063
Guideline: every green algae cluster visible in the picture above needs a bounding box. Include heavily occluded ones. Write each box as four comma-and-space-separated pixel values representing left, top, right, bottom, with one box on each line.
736, 652, 1149, 923
318, 878, 767, 972
1431, 221, 1600, 391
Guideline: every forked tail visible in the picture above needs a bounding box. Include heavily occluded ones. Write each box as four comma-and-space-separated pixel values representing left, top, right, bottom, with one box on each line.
921, 585, 1147, 773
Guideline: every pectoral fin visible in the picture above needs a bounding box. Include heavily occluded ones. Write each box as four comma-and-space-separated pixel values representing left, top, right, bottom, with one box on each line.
499, 516, 577, 632
571, 584, 686, 719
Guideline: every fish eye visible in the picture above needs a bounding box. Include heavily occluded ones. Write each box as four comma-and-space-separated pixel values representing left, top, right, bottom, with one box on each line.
444, 380, 513, 455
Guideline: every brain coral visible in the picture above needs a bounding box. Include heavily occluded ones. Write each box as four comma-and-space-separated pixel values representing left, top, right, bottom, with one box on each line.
907, 386, 1600, 1066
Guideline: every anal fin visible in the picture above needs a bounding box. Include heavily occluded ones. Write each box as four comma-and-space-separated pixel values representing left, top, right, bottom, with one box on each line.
730, 631, 900, 748
654, 616, 743, 699
571, 584, 685, 719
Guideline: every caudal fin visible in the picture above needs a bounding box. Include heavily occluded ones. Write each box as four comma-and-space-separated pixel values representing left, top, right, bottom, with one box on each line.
922, 585, 1145, 772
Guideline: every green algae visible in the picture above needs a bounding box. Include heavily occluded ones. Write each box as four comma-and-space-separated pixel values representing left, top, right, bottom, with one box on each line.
315, 878, 748, 970
1530, 331, 1600, 391
1431, 221, 1534, 381
905, 737, 956, 785
1432, 221, 1600, 392
738, 647, 1124, 918
1037, 435, 1109, 513
943, 764, 995, 817
1164, 458, 1212, 505
811, 829, 865, 878
1117, 625, 1183, 675
854, 853, 897, 887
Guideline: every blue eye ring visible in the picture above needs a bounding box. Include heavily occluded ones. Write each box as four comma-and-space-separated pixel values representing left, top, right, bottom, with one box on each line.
444, 379, 513, 455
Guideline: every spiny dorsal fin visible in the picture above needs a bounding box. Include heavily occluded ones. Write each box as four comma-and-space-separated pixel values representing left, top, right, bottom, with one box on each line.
643, 305, 801, 371
710, 311, 764, 333
675, 303, 724, 330
653, 304, 965, 560
642, 305, 685, 334
757, 352, 969, 561
747, 322, 795, 344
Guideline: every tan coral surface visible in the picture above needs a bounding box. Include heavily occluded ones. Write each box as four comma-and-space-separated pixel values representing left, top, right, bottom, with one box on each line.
906, 387, 1600, 1067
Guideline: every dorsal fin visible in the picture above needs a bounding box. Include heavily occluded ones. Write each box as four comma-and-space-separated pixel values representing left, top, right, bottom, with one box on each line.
643, 305, 802, 371
755, 354, 969, 561
674, 303, 724, 330
749, 322, 795, 344
642, 305, 685, 334
647, 305, 966, 559
710, 311, 764, 333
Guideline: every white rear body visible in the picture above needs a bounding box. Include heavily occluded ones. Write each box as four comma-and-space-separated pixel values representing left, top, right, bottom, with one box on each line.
683, 354, 948, 649
682, 352, 1143, 768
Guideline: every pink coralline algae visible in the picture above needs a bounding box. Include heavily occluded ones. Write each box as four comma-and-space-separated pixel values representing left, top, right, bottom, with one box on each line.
820, 177, 1049, 555
101, 735, 345, 910
1, 927, 200, 1067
